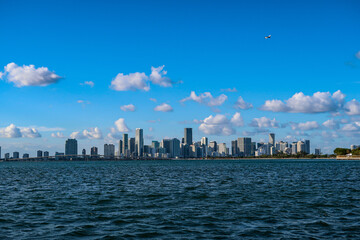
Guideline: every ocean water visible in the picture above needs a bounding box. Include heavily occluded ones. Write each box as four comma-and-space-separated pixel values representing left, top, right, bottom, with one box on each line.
1, 159, 360, 239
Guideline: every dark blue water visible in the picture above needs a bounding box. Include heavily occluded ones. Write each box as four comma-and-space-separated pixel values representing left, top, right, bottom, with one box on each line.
1, 160, 360, 239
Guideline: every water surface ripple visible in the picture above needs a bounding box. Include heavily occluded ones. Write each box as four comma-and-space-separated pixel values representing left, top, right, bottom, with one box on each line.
1, 160, 360, 239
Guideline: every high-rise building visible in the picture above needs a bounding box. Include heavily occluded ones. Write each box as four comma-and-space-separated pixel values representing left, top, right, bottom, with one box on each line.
5, 153, 10, 160
201, 137, 208, 146
231, 140, 238, 156
304, 140, 310, 154
218, 143, 227, 155
135, 128, 144, 157
37, 150, 43, 157
161, 139, 171, 155
129, 138, 135, 156
315, 148, 321, 155
91, 147, 98, 156
238, 137, 251, 157
152, 141, 160, 152
82, 149, 86, 155
269, 133, 275, 146
170, 138, 181, 158
251, 142, 256, 156
297, 141, 305, 153
44, 151, 49, 157
23, 153, 29, 158
65, 139, 78, 156
119, 140, 123, 155
104, 144, 115, 157
13, 152, 19, 159
0, 146, 1, 159
184, 128, 192, 145
291, 142, 297, 154
209, 141, 217, 152
122, 134, 128, 154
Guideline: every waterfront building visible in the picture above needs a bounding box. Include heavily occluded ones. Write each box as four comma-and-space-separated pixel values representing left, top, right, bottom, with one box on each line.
91, 147, 98, 156
23, 153, 29, 158
135, 128, 144, 157
44, 151, 49, 157
104, 144, 115, 157
231, 140, 238, 156
152, 141, 160, 152
269, 133, 275, 146
129, 138, 135, 156
238, 137, 251, 157
5, 153, 10, 160
201, 137, 208, 146
13, 152, 19, 159
184, 128, 193, 145
65, 139, 78, 156
170, 138, 181, 158
82, 149, 86, 155
37, 150, 43, 158
297, 141, 305, 153
122, 133, 128, 154
305, 140, 310, 154
291, 142, 297, 155
218, 143, 227, 156
209, 141, 217, 152
251, 142, 256, 156
315, 148, 321, 155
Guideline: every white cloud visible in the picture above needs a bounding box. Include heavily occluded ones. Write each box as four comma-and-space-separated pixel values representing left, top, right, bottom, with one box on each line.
120, 104, 136, 112
70, 127, 103, 139
110, 72, 149, 91
345, 99, 360, 115
1, 62, 62, 87
261, 90, 345, 113
230, 112, 244, 127
114, 118, 130, 132
77, 100, 90, 104
0, 124, 41, 138
221, 88, 237, 92
198, 112, 241, 136
150, 65, 172, 87
51, 132, 65, 138
290, 121, 320, 131
250, 117, 279, 128
180, 91, 228, 107
234, 96, 253, 110
322, 119, 339, 130
149, 98, 157, 102
81, 81, 94, 87
154, 103, 173, 112
341, 122, 360, 131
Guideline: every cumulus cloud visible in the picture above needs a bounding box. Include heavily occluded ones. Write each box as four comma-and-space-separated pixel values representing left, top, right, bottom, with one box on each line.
154, 103, 173, 112
290, 121, 320, 131
221, 88, 237, 92
180, 91, 228, 107
341, 122, 360, 131
230, 112, 244, 127
250, 117, 279, 128
0, 62, 62, 87
322, 119, 340, 130
70, 127, 103, 139
81, 81, 94, 87
198, 112, 242, 136
107, 118, 131, 139
234, 96, 253, 110
110, 72, 149, 91
149, 98, 157, 102
150, 65, 172, 87
120, 104, 136, 112
51, 132, 65, 138
345, 99, 360, 115
0, 124, 41, 138
260, 90, 345, 113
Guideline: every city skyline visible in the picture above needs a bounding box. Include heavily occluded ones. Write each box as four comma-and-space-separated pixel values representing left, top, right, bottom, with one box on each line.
1, 1, 360, 155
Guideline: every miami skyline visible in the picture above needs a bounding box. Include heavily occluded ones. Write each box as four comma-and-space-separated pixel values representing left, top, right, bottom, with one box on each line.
1, 0, 360, 155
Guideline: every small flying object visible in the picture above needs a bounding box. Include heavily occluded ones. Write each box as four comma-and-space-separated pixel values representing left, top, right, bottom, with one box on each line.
264, 35, 271, 39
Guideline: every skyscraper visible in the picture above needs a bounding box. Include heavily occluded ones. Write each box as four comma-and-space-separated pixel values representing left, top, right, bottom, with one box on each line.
231, 140, 238, 156
13, 152, 19, 159
37, 150, 43, 157
237, 137, 251, 157
104, 144, 115, 157
201, 137, 208, 146
129, 137, 135, 156
305, 140, 310, 154
135, 128, 144, 157
184, 128, 192, 145
65, 139, 78, 156
171, 138, 181, 158
122, 133, 128, 154
119, 140, 123, 155
269, 133, 275, 146
91, 147, 98, 156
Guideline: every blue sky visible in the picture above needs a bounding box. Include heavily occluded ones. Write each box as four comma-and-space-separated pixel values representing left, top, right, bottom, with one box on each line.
0, 0, 360, 155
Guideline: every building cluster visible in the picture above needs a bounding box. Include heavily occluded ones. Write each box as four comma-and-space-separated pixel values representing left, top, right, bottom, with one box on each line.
0, 128, 322, 160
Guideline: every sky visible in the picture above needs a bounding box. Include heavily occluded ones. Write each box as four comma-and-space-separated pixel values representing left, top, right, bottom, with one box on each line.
0, 0, 360, 156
